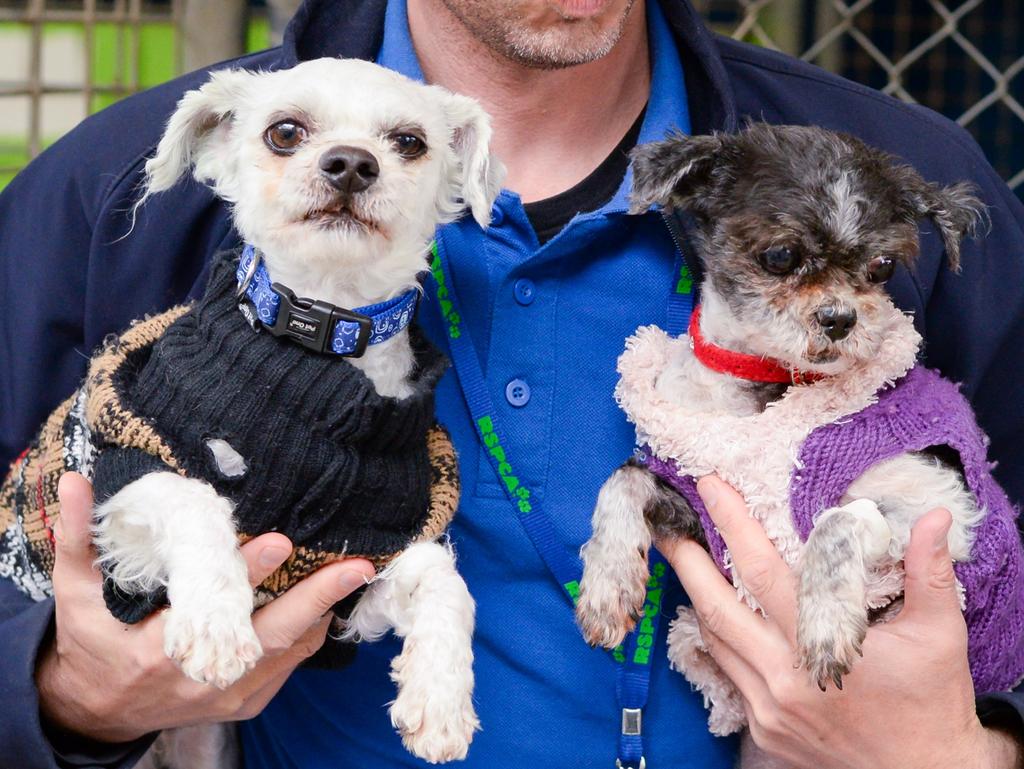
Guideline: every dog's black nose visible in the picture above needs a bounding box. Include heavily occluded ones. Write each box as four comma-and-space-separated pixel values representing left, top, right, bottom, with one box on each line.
319, 146, 379, 194
815, 305, 857, 341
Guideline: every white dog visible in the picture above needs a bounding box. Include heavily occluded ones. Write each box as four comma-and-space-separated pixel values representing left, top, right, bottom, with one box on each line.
0, 57, 503, 767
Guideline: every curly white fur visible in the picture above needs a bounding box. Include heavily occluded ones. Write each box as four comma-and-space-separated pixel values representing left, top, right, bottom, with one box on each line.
346, 541, 479, 763
93, 472, 261, 689
95, 58, 496, 767
616, 303, 920, 604
602, 302, 984, 737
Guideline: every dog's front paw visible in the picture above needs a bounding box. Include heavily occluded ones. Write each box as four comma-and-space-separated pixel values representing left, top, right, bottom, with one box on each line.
391, 690, 479, 764
389, 648, 479, 764
163, 607, 262, 689
576, 550, 648, 649
797, 600, 867, 691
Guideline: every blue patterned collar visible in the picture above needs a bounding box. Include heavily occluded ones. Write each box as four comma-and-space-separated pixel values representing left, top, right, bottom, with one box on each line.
235, 245, 419, 357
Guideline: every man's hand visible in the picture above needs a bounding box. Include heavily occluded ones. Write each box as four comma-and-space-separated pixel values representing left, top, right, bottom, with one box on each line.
36, 472, 375, 744
658, 475, 1022, 769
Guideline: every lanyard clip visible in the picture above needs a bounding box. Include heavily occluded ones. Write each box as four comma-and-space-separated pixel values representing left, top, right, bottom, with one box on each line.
621, 707, 642, 736
616, 708, 645, 769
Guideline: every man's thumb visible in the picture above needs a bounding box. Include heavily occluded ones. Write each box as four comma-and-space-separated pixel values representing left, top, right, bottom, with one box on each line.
902, 507, 961, 620
53, 472, 99, 578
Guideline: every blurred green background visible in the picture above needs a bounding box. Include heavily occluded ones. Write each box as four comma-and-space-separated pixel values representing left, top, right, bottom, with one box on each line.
1, 0, 1021, 195
0, 3, 275, 188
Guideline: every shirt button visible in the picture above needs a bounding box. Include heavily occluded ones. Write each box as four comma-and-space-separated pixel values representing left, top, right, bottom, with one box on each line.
513, 278, 536, 306
505, 378, 531, 407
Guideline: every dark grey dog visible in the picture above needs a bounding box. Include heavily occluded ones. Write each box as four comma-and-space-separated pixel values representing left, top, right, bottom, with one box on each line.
576, 124, 999, 764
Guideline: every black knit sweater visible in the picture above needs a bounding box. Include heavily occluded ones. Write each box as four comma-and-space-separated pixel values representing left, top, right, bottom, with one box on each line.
92, 254, 450, 622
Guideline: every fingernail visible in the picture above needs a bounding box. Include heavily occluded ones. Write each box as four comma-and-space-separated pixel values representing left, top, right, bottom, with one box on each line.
697, 477, 720, 509
339, 569, 370, 592
259, 546, 290, 568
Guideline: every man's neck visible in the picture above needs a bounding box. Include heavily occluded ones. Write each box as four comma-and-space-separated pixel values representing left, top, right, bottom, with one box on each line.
407, 0, 651, 203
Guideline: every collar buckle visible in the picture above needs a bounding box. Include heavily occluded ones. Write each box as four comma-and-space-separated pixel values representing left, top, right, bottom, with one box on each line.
268, 282, 372, 357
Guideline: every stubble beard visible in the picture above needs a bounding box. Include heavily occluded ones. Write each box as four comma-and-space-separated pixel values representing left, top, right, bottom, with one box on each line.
437, 0, 639, 70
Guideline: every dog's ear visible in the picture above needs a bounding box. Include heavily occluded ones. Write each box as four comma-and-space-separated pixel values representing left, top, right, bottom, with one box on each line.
139, 68, 255, 204
442, 92, 505, 228
629, 133, 724, 214
895, 168, 986, 272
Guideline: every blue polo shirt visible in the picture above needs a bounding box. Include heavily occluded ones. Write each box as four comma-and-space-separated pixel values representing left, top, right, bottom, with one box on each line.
240, 2, 736, 766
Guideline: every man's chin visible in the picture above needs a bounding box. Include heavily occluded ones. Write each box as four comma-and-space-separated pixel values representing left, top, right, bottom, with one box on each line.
441, 0, 637, 70
504, 22, 628, 68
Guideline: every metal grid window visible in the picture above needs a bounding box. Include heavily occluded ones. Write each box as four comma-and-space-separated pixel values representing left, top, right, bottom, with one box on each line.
0, 1, 188, 184
1, 0, 1021, 193
0, 0, 283, 186
703, 0, 1023, 194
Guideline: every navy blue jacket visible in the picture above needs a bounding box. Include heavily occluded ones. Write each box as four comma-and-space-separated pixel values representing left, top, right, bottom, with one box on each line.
2, 1, 1023, 766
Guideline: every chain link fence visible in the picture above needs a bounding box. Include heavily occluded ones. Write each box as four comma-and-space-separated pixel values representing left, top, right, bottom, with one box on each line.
703, 0, 1023, 194
1, 0, 1021, 193
0, 0, 280, 186
1, 0, 181, 184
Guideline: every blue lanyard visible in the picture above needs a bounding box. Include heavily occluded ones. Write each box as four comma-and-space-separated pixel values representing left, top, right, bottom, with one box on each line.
429, 211, 696, 769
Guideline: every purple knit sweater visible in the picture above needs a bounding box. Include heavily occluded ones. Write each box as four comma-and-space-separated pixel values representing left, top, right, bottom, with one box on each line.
643, 366, 1024, 693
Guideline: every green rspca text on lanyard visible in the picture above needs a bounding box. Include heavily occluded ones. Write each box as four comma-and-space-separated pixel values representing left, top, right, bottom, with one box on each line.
427, 213, 696, 769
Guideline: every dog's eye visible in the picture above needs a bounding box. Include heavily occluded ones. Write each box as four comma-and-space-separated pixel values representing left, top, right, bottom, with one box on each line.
265, 121, 308, 154
867, 256, 896, 284
758, 246, 801, 275
390, 133, 427, 159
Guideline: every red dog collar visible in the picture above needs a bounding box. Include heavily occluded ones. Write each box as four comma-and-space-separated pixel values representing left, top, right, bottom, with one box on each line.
687, 306, 828, 386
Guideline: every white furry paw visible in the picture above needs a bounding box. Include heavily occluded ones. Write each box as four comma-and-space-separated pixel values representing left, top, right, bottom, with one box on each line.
389, 648, 479, 763
796, 598, 866, 692
163, 607, 262, 689
576, 550, 648, 649
798, 502, 879, 691
391, 692, 478, 764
